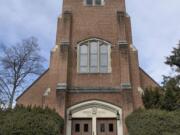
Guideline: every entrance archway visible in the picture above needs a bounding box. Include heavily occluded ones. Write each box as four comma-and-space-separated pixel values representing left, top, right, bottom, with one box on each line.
66, 100, 123, 135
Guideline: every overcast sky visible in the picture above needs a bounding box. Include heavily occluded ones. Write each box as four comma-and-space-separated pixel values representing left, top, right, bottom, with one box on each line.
0, 0, 180, 84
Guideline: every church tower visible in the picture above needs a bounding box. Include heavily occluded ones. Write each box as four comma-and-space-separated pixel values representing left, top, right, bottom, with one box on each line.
17, 0, 159, 134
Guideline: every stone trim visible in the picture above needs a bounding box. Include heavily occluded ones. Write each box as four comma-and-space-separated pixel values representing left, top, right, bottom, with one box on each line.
68, 89, 120, 93
56, 83, 67, 91
120, 83, 132, 90
118, 40, 128, 49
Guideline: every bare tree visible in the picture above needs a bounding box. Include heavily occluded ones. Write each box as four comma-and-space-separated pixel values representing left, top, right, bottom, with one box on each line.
0, 37, 45, 108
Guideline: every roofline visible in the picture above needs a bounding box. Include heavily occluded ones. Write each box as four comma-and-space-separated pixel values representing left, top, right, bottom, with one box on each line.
139, 67, 161, 87
16, 69, 49, 101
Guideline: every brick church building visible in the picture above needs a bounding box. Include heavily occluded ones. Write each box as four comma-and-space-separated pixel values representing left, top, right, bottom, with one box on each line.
17, 0, 159, 134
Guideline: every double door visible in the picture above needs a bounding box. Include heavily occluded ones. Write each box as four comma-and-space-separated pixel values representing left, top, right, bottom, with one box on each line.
72, 118, 117, 135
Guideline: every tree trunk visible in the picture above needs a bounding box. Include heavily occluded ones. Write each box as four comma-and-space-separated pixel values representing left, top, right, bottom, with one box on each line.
8, 87, 16, 108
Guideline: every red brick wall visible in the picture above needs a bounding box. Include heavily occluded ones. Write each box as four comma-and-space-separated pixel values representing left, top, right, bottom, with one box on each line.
16, 0, 160, 135
16, 70, 49, 107
139, 68, 160, 89
56, 0, 131, 89
16, 0, 159, 122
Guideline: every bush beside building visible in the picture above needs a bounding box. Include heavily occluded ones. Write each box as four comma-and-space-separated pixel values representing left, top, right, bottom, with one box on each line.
0, 106, 64, 135
126, 109, 180, 135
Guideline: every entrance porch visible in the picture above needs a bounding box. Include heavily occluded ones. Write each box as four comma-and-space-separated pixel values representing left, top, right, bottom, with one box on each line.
66, 100, 123, 135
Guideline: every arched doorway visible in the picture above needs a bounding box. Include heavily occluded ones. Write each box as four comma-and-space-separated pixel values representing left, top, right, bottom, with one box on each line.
66, 100, 123, 135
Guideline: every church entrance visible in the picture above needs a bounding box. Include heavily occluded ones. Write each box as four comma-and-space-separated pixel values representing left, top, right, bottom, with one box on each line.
97, 119, 117, 135
67, 100, 123, 135
72, 118, 117, 135
72, 119, 92, 135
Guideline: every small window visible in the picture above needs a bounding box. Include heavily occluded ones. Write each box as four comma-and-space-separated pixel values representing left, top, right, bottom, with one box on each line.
100, 123, 105, 132
85, 0, 104, 6
95, 0, 102, 5
86, 0, 93, 5
109, 124, 113, 132
84, 124, 89, 132
75, 124, 80, 132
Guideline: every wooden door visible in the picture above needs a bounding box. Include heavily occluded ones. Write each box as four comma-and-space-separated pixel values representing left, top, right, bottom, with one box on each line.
72, 119, 92, 135
97, 119, 117, 135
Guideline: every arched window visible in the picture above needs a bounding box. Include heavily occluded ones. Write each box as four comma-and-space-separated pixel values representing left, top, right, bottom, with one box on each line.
78, 39, 111, 73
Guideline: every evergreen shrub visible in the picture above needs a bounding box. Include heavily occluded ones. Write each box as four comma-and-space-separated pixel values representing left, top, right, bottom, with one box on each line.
126, 109, 180, 135
0, 105, 64, 135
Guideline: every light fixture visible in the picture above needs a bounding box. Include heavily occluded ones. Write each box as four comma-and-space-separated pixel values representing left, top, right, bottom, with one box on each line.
69, 111, 72, 120
117, 111, 120, 120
